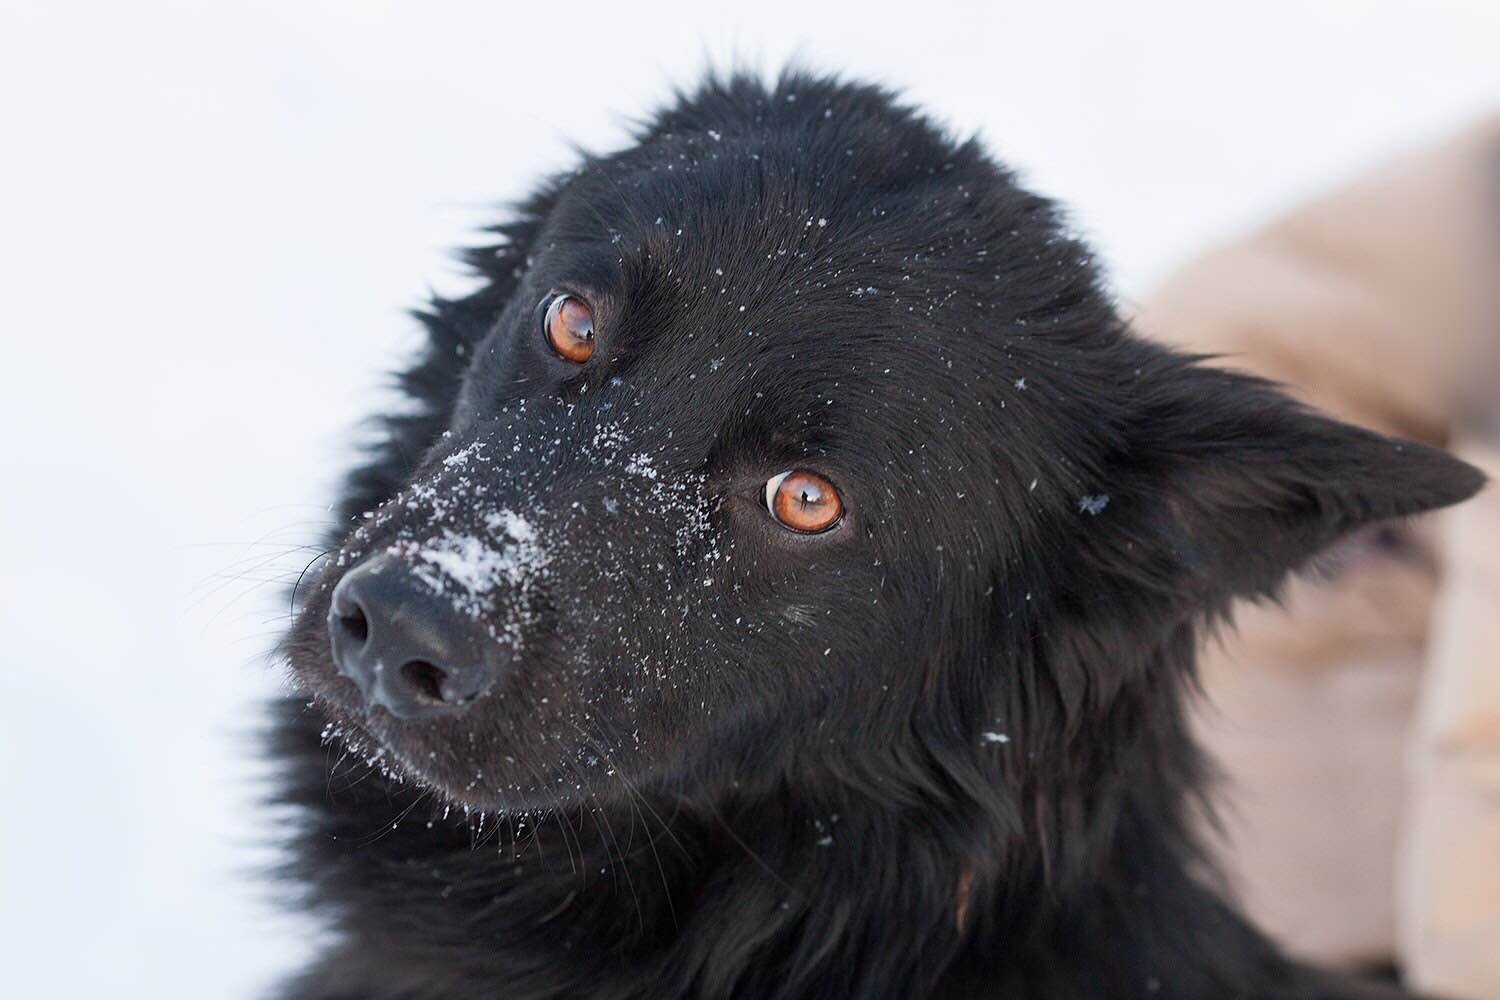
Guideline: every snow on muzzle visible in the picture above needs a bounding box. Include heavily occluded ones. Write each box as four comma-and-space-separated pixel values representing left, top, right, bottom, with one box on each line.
322, 412, 720, 718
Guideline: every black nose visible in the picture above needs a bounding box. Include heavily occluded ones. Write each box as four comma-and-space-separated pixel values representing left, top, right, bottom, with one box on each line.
327, 553, 502, 719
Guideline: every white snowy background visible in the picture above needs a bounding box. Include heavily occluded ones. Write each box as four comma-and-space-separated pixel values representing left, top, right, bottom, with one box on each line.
1, 2, 1496, 995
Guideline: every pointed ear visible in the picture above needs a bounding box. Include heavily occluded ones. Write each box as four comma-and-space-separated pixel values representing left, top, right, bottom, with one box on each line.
1123, 360, 1484, 603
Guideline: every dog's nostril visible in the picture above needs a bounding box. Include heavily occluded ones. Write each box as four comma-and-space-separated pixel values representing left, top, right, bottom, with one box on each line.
400, 660, 449, 704
336, 606, 370, 645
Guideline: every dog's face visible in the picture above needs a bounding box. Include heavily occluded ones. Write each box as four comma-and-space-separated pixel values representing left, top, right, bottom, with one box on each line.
284, 79, 1481, 814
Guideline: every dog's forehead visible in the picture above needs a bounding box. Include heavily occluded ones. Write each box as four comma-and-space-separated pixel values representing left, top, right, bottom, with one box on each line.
543, 160, 1014, 377
480, 128, 1129, 502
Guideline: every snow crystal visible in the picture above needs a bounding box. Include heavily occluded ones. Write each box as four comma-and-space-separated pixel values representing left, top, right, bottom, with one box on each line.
406, 533, 506, 596
1077, 494, 1110, 516
486, 509, 537, 546
392, 508, 551, 620
624, 452, 659, 480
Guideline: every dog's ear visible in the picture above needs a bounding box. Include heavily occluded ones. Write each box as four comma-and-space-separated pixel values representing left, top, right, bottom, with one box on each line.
1120, 359, 1484, 604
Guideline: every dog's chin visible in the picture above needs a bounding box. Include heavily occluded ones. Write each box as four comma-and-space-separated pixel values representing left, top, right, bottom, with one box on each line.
297, 697, 576, 816
286, 648, 597, 814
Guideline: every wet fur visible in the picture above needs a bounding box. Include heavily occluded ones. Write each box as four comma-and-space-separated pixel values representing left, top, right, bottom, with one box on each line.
273, 71, 1482, 998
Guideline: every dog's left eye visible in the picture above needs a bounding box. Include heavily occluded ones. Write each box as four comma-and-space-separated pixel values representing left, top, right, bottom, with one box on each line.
543, 294, 595, 363
764, 470, 843, 534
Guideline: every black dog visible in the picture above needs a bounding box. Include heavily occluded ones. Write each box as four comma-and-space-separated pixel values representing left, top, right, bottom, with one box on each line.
276, 72, 1483, 998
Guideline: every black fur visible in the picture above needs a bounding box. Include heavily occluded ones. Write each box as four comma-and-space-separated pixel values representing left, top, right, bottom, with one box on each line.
273, 71, 1483, 999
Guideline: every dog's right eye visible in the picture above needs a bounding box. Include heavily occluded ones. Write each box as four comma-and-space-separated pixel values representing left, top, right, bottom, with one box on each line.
765, 470, 843, 534
543, 294, 595, 363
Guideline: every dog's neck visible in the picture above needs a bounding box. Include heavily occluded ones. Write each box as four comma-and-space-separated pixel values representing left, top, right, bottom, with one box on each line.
282, 747, 987, 996
275, 692, 1347, 999
278, 614, 1369, 999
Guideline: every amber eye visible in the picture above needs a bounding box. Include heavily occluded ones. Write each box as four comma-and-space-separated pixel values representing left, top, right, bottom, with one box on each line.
543, 294, 595, 363
765, 470, 843, 534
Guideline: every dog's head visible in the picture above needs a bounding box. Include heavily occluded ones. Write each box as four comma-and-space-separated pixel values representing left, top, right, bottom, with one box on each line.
283, 74, 1482, 814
